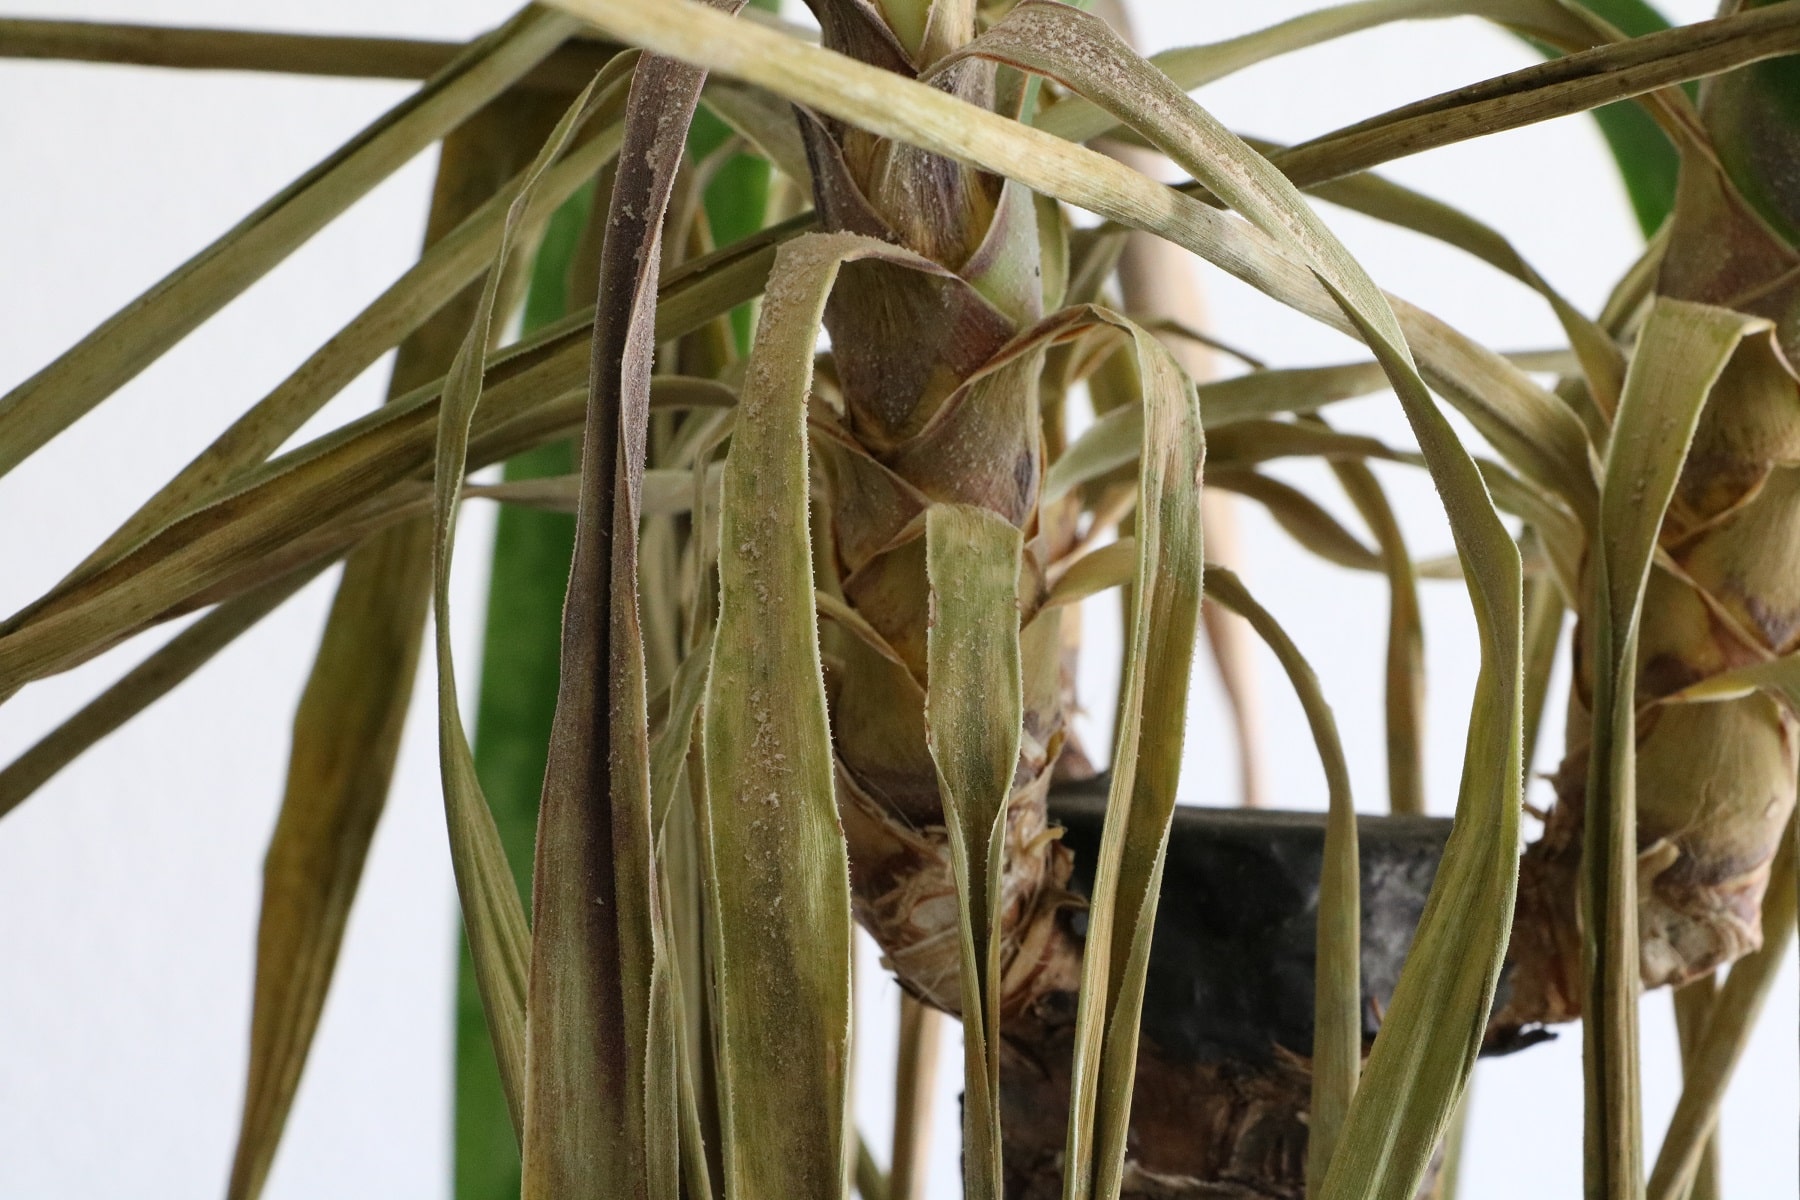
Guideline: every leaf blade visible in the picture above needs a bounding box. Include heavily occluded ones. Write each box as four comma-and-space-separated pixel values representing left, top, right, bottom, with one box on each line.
521, 30, 739, 1196
226, 97, 564, 1200
0, 5, 579, 478
1579, 298, 1771, 1200
426, 70, 618, 1151
923, 502, 1026, 1200
1054, 318, 1205, 1200
1200, 566, 1359, 1195
700, 232, 930, 1200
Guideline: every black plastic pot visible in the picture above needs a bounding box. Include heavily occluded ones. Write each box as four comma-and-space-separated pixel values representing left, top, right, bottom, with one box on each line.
1000, 783, 1459, 1199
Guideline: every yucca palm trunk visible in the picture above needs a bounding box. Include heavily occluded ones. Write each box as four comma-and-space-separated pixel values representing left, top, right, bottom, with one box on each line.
796, 1, 1087, 1032
1497, 2, 1800, 1035
794, 12, 1325, 1195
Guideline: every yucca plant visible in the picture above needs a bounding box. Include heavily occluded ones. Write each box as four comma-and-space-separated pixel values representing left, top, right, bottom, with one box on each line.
2, 2, 1796, 1199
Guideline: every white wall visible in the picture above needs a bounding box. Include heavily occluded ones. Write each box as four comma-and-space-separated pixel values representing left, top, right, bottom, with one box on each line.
0, 2, 1790, 1197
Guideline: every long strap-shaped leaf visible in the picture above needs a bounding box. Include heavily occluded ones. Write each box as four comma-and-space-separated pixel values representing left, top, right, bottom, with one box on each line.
1037, 0, 1606, 146
944, 12, 1531, 1194
1211, 470, 1384, 573
1105, 168, 1266, 813
1200, 567, 1360, 1197
1266, 5, 1800, 191
923, 503, 1025, 1200
523, 16, 739, 1194
1288, 165, 1624, 427
226, 96, 563, 1200
541, 5, 1522, 1195
0, 17, 628, 85
1329, 455, 1426, 815
1578, 298, 1773, 1200
1665, 651, 1800, 710
427, 73, 613, 1141
1057, 315, 1205, 1200
1519, 548, 1568, 771
1038, 536, 1362, 1197
1043, 360, 1400, 503
0, 4, 577, 479
0, 18, 480, 79
702, 231, 962, 1199
1064, 0, 1738, 207
456, 159, 599, 1200
67, 70, 633, 586
0, 219, 787, 693
1667, 973, 1722, 1200
0, 570, 318, 820
940, 0, 1591, 516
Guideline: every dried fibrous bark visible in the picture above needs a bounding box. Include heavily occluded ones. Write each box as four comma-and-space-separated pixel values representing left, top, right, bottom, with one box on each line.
797, 0, 1089, 1032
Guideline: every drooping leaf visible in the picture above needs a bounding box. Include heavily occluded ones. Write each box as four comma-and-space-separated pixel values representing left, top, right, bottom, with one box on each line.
1109, 195, 1265, 809
1209, 419, 1411, 470
701, 233, 930, 1200
0, 5, 579, 479
1285, 163, 1624, 426
1043, 0, 1774, 230
0, 216, 783, 694
521, 22, 742, 1195
226, 95, 566, 1200
1663, 651, 1800, 711
426, 71, 618, 1145
1034, 0, 1606, 147
1198, 361, 1404, 427
1669, 972, 1722, 1200
1265, 5, 1800, 191
70, 83, 627, 585
1208, 469, 1382, 573
923, 502, 1025, 1200
1042, 540, 1139, 612
0, 572, 318, 820
1052, 316, 1204, 1200
1043, 359, 1401, 505
1199, 567, 1360, 1195
1578, 298, 1773, 1200
456, 157, 598, 1200
0, 15, 628, 88
1328, 455, 1426, 815
1518, 549, 1567, 774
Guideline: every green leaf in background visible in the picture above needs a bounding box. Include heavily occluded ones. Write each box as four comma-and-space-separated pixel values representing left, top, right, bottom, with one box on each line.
454, 146, 593, 1200
456, 11, 774, 1191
